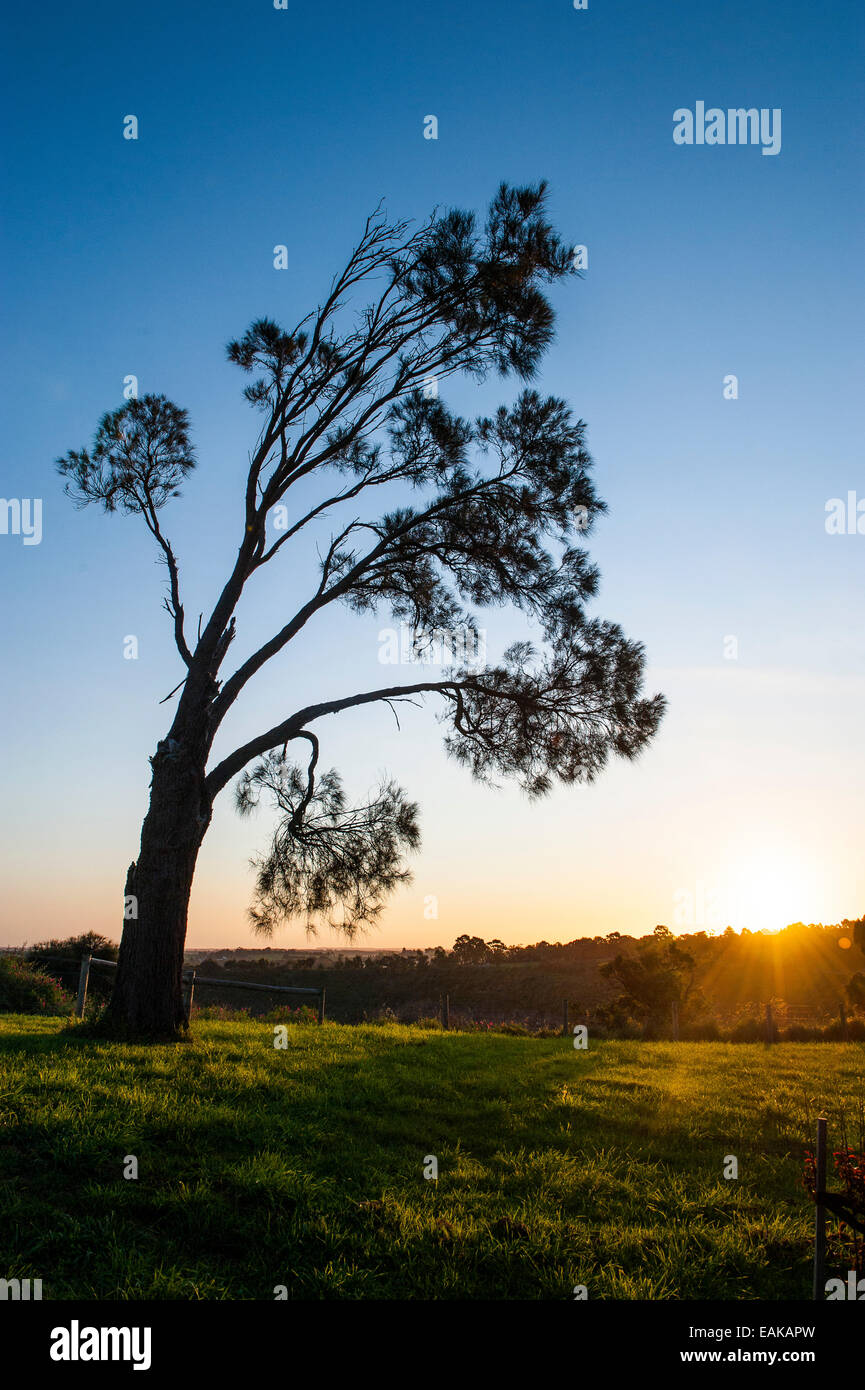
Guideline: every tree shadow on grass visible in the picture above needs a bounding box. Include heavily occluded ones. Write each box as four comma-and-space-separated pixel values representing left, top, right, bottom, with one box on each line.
0, 1018, 193, 1056
0, 1025, 829, 1299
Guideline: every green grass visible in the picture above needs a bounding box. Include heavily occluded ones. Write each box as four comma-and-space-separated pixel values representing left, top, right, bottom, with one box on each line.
0, 1015, 861, 1299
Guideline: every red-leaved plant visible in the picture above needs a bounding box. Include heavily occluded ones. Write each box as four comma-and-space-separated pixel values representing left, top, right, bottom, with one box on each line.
804, 1107, 865, 1275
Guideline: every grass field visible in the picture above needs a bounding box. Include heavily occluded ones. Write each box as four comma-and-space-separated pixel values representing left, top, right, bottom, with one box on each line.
0, 1016, 861, 1299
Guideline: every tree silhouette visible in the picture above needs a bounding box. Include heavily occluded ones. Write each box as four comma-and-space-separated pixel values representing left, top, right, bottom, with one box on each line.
58, 182, 665, 1038
599, 935, 695, 1033
451, 935, 492, 965
847, 914, 865, 1016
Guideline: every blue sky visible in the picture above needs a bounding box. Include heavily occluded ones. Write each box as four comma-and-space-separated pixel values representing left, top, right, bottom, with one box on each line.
1, 0, 863, 949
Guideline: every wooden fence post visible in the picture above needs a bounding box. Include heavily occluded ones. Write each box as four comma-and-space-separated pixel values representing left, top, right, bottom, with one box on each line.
183, 969, 196, 1024
765, 1002, 774, 1044
317, 986, 326, 1025
562, 999, 569, 1038
671, 1000, 679, 1041
813, 1115, 828, 1300
441, 993, 449, 1030
840, 1001, 848, 1041
75, 954, 92, 1018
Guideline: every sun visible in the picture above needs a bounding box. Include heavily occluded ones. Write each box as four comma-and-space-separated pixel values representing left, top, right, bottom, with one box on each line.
720, 850, 825, 934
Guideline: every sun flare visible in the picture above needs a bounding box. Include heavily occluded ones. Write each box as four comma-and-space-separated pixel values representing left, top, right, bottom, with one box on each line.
721, 850, 826, 934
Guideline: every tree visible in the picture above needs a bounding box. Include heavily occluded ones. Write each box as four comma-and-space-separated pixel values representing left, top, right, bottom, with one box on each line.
25, 931, 118, 964
58, 181, 665, 1039
599, 935, 695, 1033
847, 916, 865, 1016
25, 932, 119, 1002
847, 973, 865, 1015
451, 935, 492, 965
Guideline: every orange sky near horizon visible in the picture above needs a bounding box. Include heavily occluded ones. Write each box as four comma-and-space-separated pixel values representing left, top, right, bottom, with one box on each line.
3, 665, 862, 954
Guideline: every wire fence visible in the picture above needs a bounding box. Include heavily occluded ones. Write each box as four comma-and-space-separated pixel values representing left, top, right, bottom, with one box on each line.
19, 953, 326, 1025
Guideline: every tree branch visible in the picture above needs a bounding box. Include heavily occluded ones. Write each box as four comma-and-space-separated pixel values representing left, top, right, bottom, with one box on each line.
206, 679, 461, 799
207, 456, 529, 734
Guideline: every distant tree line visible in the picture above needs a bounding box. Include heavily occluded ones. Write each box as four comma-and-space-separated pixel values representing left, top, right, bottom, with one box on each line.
4, 919, 862, 1036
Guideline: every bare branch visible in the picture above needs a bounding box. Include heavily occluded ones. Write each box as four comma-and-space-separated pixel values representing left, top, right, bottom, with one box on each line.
206, 678, 460, 799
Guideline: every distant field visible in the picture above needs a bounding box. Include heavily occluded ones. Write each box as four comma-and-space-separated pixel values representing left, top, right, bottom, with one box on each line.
0, 1017, 861, 1299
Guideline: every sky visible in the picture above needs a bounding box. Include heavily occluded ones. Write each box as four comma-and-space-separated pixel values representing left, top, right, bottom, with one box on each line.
1, 0, 863, 951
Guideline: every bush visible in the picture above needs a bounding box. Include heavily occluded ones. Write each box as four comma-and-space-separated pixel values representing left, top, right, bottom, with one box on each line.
819, 1018, 865, 1042
729, 1018, 765, 1043
785, 1024, 818, 1042
25, 931, 118, 963
805, 1128, 865, 1275
681, 1020, 720, 1041
24, 933, 118, 1001
362, 1005, 400, 1024
0, 956, 74, 1015
591, 1010, 642, 1039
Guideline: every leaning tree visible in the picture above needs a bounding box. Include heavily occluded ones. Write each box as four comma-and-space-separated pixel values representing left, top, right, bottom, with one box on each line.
58, 181, 665, 1038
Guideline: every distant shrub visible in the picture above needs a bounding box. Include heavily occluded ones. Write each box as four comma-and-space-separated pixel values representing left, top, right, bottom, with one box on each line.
729, 1018, 764, 1043
847, 973, 865, 1014
818, 1018, 865, 1043
681, 1020, 720, 1041
25, 931, 118, 963
592, 1015, 642, 1039
24, 933, 118, 1001
362, 1005, 400, 1024
785, 1024, 818, 1042
0, 956, 74, 1015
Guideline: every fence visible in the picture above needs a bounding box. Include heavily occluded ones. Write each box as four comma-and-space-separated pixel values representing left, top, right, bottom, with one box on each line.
71, 954, 326, 1024
15, 953, 858, 1038
433, 995, 572, 1033
406, 995, 856, 1038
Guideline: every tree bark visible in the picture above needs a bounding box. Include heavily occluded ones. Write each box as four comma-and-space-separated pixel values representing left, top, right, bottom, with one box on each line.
104, 732, 211, 1038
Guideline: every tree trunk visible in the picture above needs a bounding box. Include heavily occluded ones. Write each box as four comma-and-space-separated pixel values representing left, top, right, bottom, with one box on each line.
104, 733, 212, 1039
